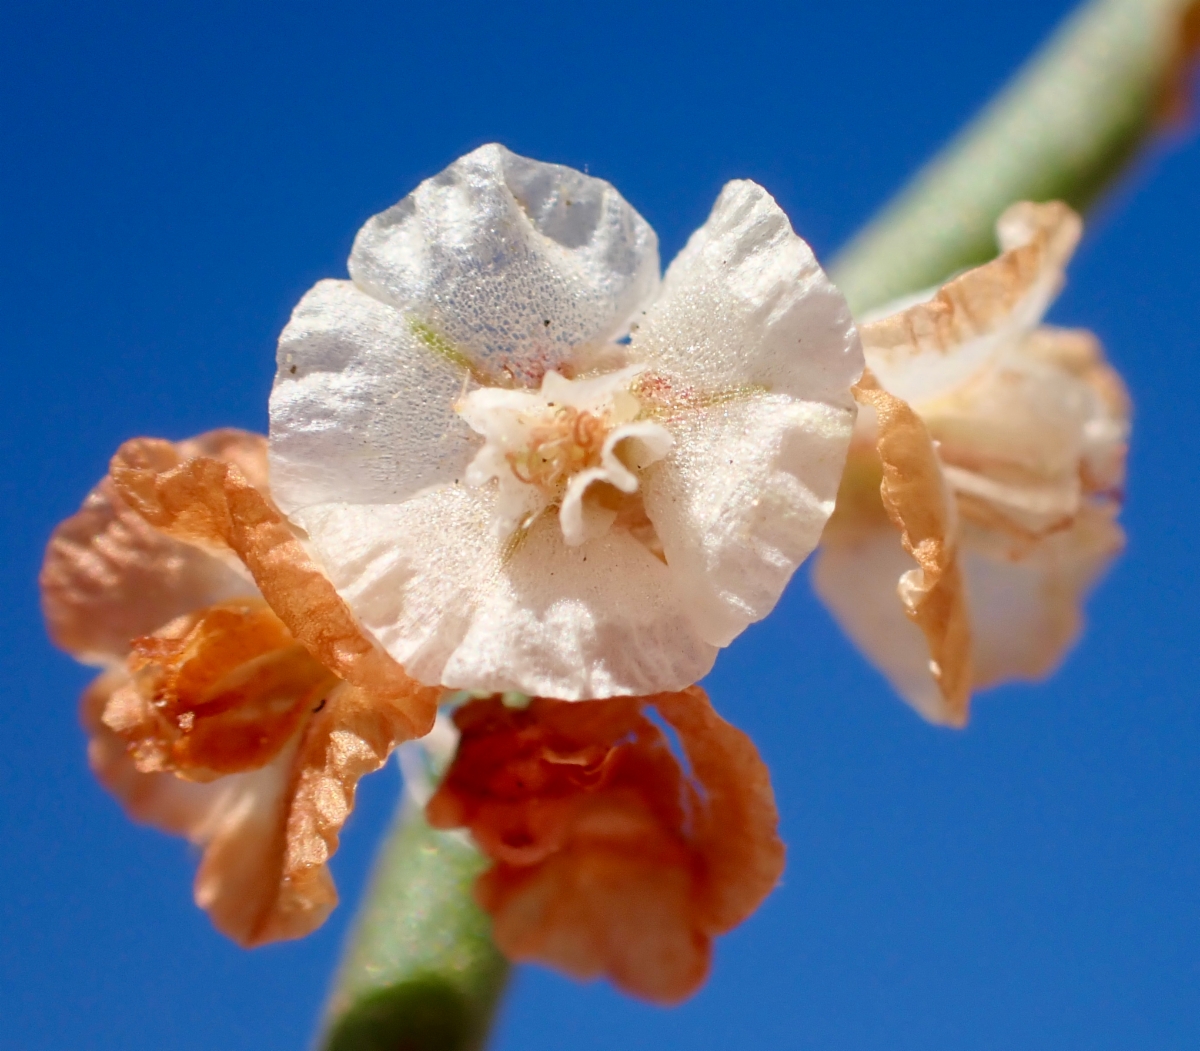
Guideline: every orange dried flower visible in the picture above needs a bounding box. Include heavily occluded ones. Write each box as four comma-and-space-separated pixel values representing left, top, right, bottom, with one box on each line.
42, 429, 440, 946
426, 686, 784, 1003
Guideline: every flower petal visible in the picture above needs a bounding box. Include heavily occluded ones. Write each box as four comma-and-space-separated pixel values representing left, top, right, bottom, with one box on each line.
289, 487, 717, 698
922, 326, 1130, 539
348, 143, 660, 386
964, 506, 1124, 690
632, 178, 861, 406
814, 378, 972, 726
85, 669, 415, 946
41, 430, 262, 667
269, 279, 479, 514
861, 201, 1081, 406
626, 180, 859, 645
650, 686, 784, 931
108, 438, 440, 739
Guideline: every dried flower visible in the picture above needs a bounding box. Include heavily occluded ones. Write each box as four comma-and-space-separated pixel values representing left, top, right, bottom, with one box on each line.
41, 430, 440, 944
426, 687, 783, 1003
269, 143, 863, 700
814, 202, 1129, 726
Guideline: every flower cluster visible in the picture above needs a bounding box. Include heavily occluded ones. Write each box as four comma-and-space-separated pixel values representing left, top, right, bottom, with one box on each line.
42, 145, 1128, 998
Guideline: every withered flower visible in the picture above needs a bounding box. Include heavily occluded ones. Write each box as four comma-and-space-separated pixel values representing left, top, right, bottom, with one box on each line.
814, 202, 1129, 726
41, 429, 440, 945
426, 687, 784, 1003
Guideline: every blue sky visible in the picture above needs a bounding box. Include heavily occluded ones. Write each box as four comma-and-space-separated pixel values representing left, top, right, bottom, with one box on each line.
2, 1, 1198, 1048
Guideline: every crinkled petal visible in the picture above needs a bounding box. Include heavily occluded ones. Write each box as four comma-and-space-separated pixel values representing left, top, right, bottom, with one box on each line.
922, 326, 1130, 539
347, 143, 660, 386
814, 378, 972, 726
269, 279, 480, 514
964, 506, 1125, 690
861, 202, 1082, 406
630, 179, 861, 405
290, 487, 717, 698
41, 430, 262, 666
643, 393, 852, 646
108, 438, 440, 739
86, 669, 417, 946
650, 686, 784, 931
625, 180, 859, 645
478, 818, 709, 1004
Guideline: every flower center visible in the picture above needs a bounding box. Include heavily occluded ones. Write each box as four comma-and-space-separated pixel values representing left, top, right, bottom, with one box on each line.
455, 366, 672, 547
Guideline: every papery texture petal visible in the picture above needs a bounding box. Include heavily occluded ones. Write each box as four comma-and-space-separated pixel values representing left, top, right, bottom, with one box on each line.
861, 202, 1081, 405
923, 327, 1130, 539
269, 279, 479, 514
629, 181, 861, 644
441, 688, 782, 1003
630, 180, 861, 403
348, 143, 660, 386
650, 686, 785, 932
642, 394, 851, 645
290, 489, 717, 698
108, 439, 440, 738
815, 378, 972, 726
41, 430, 261, 666
85, 668, 417, 946
964, 506, 1124, 689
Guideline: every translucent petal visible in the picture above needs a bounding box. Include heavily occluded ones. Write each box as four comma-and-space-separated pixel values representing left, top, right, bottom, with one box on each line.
964, 506, 1124, 690
628, 180, 860, 645
41, 430, 263, 667
861, 201, 1081, 406
642, 394, 850, 646
348, 143, 660, 386
290, 486, 718, 699
630, 179, 861, 405
270, 279, 479, 513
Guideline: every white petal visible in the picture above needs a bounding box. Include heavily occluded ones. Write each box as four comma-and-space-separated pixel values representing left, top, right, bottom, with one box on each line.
860, 201, 1082, 407
348, 144, 660, 385
812, 523, 952, 724
290, 487, 717, 699
644, 393, 852, 646
627, 180, 860, 645
269, 279, 478, 513
963, 507, 1123, 690
630, 179, 862, 405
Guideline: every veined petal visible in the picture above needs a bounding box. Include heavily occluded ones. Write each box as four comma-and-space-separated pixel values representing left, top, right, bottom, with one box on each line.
348, 143, 660, 386
84, 667, 419, 946
41, 431, 262, 667
861, 201, 1082, 406
814, 378, 972, 726
108, 438, 440, 740
964, 505, 1124, 690
270, 279, 479, 514
643, 394, 851, 645
628, 181, 860, 644
290, 488, 717, 699
631, 179, 861, 406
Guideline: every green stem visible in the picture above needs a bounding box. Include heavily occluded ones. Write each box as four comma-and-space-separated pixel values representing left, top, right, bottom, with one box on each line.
314, 2, 1197, 1048
831, 0, 1199, 314
317, 800, 510, 1051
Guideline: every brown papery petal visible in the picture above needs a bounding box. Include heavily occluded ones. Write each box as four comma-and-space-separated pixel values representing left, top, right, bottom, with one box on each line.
108, 438, 440, 742
85, 666, 414, 946
433, 688, 782, 1003
861, 202, 1080, 364
40, 430, 264, 666
650, 686, 785, 934
854, 375, 972, 726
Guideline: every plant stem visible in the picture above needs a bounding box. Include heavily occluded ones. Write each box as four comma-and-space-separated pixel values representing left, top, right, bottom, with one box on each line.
317, 801, 510, 1051
831, 0, 1200, 314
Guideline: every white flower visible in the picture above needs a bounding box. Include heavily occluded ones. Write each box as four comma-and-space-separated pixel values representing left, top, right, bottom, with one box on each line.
814, 202, 1129, 726
269, 144, 862, 700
